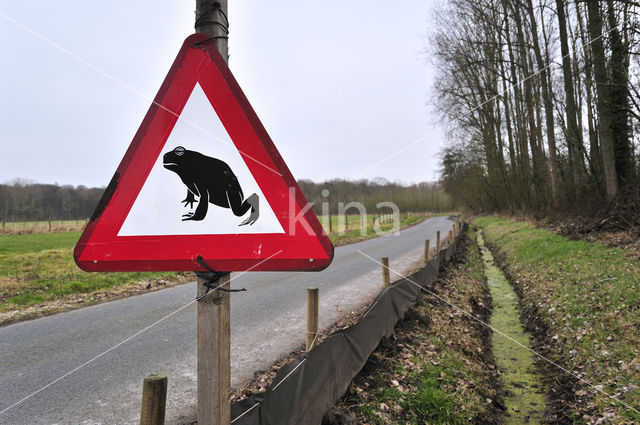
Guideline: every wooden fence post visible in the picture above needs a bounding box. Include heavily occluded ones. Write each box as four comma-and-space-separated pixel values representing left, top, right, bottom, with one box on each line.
436, 231, 441, 253
306, 288, 319, 351
424, 239, 430, 262
381, 257, 390, 286
140, 374, 168, 425
197, 273, 231, 425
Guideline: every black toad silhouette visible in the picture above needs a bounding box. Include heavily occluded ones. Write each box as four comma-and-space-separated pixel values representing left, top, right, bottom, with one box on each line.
162, 146, 259, 225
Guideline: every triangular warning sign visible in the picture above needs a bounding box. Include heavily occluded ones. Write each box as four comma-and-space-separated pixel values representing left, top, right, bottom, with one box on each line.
74, 34, 333, 272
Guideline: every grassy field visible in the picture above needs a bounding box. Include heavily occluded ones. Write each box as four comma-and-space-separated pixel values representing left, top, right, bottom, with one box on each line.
0, 212, 435, 322
476, 216, 640, 423
0, 230, 182, 315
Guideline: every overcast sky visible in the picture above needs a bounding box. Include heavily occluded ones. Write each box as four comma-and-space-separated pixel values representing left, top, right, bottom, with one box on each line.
0, 1, 445, 188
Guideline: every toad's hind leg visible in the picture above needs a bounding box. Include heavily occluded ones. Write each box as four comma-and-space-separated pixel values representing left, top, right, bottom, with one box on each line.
227, 191, 259, 225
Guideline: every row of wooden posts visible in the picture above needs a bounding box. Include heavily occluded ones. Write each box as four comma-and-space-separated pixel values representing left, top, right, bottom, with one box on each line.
139, 217, 464, 425
0, 219, 88, 234
325, 211, 430, 233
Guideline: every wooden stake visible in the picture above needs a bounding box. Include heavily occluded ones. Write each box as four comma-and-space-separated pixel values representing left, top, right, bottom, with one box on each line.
306, 288, 319, 351
195, 3, 230, 424
424, 239, 430, 262
381, 257, 390, 286
140, 374, 168, 425
436, 231, 441, 253
197, 273, 231, 425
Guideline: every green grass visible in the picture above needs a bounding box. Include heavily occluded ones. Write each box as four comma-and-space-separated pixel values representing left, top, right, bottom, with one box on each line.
0, 231, 82, 255
0, 232, 182, 314
403, 362, 467, 424
475, 216, 640, 421
358, 360, 467, 425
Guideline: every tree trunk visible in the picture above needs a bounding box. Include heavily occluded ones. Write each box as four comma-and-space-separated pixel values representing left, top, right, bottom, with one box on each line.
606, 0, 633, 189
586, 0, 619, 199
504, 5, 531, 208
512, 4, 545, 207
556, 0, 585, 202
575, 0, 602, 187
527, 0, 559, 208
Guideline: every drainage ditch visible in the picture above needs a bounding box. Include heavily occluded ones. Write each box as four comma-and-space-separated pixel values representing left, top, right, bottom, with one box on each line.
477, 231, 547, 424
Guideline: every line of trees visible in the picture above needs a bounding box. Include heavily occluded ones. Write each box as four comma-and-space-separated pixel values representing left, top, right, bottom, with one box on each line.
0, 180, 104, 223
0, 178, 451, 223
298, 178, 452, 214
431, 0, 640, 213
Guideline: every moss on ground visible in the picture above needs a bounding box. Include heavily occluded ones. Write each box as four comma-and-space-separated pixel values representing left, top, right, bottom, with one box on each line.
475, 216, 640, 424
478, 232, 546, 423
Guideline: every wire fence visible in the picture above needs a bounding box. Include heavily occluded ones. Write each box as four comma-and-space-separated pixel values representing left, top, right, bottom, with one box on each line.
229, 223, 463, 425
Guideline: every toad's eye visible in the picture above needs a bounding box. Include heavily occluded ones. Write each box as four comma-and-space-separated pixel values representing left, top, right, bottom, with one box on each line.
174, 146, 185, 156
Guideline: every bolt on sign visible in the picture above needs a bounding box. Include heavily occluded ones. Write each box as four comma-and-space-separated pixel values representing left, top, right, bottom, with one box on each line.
74, 34, 334, 272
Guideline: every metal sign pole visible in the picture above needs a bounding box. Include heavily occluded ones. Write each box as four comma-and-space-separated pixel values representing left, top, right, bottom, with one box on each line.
195, 2, 231, 424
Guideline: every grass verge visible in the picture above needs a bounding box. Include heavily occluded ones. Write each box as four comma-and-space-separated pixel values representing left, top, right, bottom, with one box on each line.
475, 216, 640, 424
324, 228, 502, 424
0, 231, 190, 325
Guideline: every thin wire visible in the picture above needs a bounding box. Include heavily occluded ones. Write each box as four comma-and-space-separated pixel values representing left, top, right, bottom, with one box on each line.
231, 401, 259, 423
308, 333, 319, 350
354, 26, 615, 178
271, 358, 307, 391
0, 250, 283, 417
356, 248, 640, 416
0, 10, 282, 177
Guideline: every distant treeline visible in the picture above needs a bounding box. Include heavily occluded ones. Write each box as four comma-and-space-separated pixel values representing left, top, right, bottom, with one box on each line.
298, 178, 452, 214
0, 179, 450, 223
0, 181, 103, 223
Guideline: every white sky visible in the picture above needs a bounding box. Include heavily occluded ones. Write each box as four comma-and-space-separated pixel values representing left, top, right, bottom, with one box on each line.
0, 1, 445, 188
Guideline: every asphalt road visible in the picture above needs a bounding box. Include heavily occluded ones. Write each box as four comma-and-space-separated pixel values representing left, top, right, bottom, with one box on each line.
0, 216, 454, 424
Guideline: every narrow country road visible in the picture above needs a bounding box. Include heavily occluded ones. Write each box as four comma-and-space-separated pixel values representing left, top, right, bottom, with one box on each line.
0, 216, 454, 425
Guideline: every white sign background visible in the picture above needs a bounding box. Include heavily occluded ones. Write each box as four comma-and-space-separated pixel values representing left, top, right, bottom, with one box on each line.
118, 83, 285, 236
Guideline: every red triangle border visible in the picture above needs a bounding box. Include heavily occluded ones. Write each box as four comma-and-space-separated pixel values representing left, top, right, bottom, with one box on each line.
74, 34, 333, 272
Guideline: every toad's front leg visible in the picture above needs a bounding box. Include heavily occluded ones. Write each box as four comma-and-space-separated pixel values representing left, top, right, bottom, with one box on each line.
182, 190, 209, 221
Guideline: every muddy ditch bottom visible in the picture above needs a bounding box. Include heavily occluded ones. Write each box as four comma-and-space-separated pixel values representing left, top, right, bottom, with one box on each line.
477, 232, 547, 424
